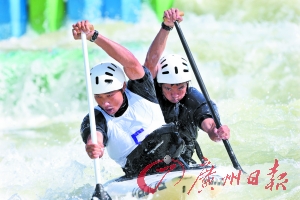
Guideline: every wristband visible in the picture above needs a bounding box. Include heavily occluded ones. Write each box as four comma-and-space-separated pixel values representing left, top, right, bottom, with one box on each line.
89, 30, 99, 42
161, 22, 173, 31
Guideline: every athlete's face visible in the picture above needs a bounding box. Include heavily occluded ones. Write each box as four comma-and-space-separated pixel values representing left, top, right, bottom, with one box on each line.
94, 85, 125, 116
161, 82, 188, 103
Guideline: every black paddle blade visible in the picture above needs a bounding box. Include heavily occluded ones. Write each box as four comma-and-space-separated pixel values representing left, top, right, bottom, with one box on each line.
91, 183, 111, 200
223, 140, 247, 174
174, 20, 246, 174
236, 166, 247, 174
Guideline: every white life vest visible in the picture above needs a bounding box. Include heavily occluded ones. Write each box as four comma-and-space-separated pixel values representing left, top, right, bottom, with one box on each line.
96, 89, 165, 167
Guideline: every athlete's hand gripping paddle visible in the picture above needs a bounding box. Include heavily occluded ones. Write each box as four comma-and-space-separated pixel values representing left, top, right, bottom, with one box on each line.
81, 31, 112, 200
173, 21, 246, 174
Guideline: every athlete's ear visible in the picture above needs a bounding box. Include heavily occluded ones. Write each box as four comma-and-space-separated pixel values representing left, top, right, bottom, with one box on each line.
121, 82, 126, 93
186, 81, 189, 94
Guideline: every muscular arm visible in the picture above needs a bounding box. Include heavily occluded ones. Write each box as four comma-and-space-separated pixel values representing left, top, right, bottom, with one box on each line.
144, 8, 183, 79
72, 21, 144, 80
186, 87, 230, 142
144, 28, 170, 78
93, 34, 144, 80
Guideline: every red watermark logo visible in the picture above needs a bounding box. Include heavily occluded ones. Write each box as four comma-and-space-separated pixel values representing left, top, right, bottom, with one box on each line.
136, 158, 288, 195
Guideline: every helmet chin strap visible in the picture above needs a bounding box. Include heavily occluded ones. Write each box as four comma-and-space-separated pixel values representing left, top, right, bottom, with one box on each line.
113, 91, 128, 117
186, 81, 189, 95
103, 89, 127, 118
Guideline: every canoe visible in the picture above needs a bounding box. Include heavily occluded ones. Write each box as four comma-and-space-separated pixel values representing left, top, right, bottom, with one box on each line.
103, 164, 225, 199
149, 0, 175, 21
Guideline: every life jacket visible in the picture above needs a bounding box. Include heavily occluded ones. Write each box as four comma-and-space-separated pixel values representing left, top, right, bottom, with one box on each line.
154, 82, 218, 165
96, 89, 165, 167
123, 122, 185, 178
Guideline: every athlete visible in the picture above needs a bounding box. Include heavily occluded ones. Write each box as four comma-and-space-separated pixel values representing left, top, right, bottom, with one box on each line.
72, 20, 185, 177
144, 8, 230, 165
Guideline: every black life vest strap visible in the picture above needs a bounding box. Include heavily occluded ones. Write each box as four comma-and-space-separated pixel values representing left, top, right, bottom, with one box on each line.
194, 140, 205, 164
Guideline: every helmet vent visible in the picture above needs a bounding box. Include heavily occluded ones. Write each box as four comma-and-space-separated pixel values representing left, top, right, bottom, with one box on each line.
111, 63, 118, 68
105, 71, 113, 83
160, 58, 167, 65
175, 67, 178, 74
105, 72, 113, 76
161, 64, 168, 69
157, 54, 191, 84
90, 62, 125, 94
107, 66, 116, 71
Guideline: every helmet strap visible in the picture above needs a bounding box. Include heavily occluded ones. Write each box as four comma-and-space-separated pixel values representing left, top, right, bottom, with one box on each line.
186, 81, 189, 95
114, 92, 128, 117
111, 83, 128, 117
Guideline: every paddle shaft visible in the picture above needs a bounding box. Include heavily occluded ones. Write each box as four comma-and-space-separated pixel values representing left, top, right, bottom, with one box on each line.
81, 32, 102, 183
81, 32, 112, 200
174, 21, 246, 173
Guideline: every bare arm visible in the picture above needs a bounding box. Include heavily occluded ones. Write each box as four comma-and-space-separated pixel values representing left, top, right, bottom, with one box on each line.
93, 34, 144, 80
144, 28, 170, 78
72, 21, 144, 80
201, 118, 230, 142
144, 8, 183, 79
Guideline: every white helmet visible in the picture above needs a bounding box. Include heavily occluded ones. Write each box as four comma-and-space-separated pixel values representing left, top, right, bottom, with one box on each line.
90, 62, 126, 94
157, 54, 191, 84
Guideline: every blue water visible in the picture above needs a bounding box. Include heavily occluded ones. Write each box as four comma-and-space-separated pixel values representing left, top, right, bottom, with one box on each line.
0, 1, 299, 199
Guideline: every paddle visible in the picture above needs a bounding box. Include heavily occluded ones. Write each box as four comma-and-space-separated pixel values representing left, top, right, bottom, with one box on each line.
81, 31, 111, 200
173, 21, 246, 174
